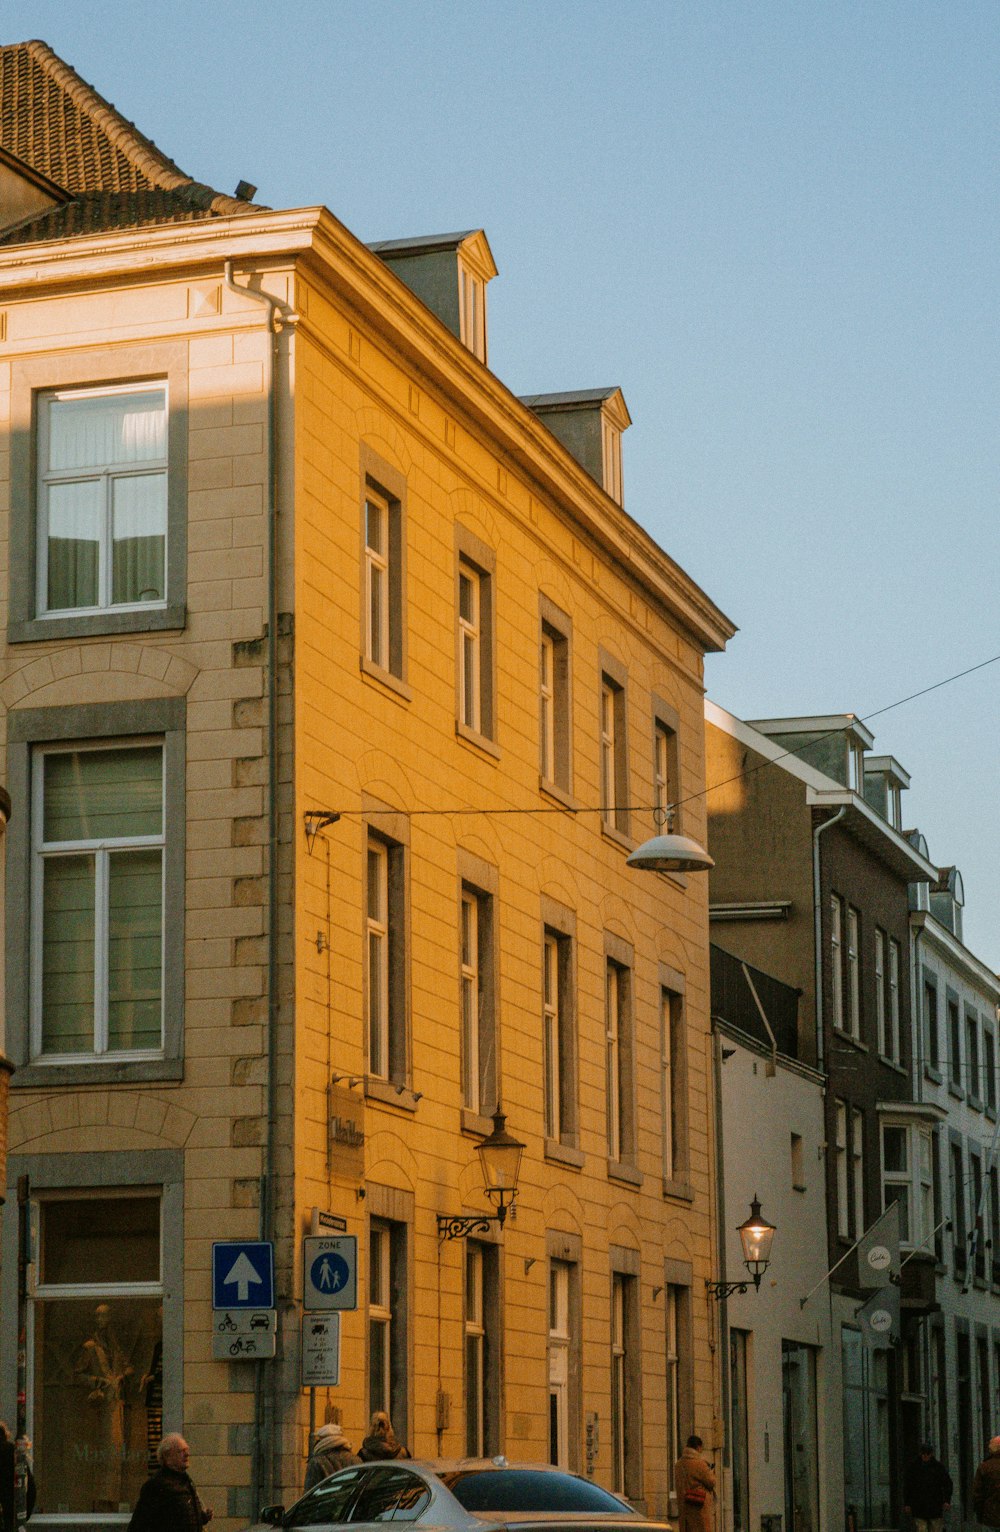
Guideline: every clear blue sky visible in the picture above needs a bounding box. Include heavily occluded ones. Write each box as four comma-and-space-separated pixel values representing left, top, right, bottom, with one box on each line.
8, 1, 999, 964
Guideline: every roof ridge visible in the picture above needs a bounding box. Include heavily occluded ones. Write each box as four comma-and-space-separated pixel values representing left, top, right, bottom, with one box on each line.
21, 39, 255, 216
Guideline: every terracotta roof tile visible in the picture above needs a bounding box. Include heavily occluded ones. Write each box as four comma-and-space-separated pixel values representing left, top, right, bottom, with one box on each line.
0, 39, 263, 246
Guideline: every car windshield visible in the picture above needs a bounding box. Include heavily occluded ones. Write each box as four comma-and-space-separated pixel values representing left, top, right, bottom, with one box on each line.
442, 1470, 630, 1513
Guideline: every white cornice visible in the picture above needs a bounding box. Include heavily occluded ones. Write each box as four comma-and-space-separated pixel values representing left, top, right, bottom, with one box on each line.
0, 206, 736, 655
705, 699, 938, 882
912, 911, 1000, 999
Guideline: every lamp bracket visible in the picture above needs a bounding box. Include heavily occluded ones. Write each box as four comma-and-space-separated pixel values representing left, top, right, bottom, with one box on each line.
304, 810, 341, 853
437, 1213, 500, 1243
706, 1273, 763, 1300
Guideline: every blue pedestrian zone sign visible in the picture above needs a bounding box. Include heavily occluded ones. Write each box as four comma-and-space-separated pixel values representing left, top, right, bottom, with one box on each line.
212, 1241, 275, 1310
303, 1235, 357, 1310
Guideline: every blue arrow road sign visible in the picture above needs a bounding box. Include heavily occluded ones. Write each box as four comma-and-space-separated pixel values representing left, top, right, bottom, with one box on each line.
212, 1241, 274, 1309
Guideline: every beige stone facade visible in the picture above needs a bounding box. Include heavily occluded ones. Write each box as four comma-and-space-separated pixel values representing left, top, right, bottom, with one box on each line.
0, 199, 733, 1530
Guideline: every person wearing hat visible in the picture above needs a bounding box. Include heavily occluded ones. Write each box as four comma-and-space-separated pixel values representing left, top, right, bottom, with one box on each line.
903, 1441, 952, 1532
304, 1423, 359, 1491
973, 1437, 1000, 1528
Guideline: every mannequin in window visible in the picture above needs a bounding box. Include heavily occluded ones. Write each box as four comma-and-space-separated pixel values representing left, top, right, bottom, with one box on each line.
75, 1304, 133, 1510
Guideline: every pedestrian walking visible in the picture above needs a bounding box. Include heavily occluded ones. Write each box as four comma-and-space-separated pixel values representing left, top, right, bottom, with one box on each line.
304, 1423, 359, 1490
973, 1437, 1000, 1528
358, 1411, 410, 1462
674, 1434, 715, 1532
0, 1422, 36, 1531
127, 1434, 212, 1531
903, 1441, 952, 1532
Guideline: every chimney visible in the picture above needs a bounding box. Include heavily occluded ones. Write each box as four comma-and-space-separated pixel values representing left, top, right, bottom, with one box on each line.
519, 388, 631, 505
369, 229, 497, 363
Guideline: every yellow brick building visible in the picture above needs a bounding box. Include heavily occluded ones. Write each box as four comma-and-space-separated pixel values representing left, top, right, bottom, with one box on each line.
0, 42, 734, 1531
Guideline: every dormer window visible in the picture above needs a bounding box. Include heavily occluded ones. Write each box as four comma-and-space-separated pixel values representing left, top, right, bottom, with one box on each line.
369, 229, 497, 364
459, 263, 486, 362
520, 387, 631, 505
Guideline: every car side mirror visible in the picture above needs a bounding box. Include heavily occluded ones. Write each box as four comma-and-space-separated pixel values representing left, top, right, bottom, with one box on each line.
260, 1507, 285, 1526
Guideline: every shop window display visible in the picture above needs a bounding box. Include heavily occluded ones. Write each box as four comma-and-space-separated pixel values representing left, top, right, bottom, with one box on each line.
33, 1195, 163, 1517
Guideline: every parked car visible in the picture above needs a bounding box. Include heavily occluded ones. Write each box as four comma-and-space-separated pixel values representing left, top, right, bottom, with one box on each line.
246, 1458, 673, 1532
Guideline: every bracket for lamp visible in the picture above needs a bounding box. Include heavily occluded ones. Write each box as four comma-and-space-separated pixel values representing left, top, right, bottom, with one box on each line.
304, 810, 341, 853
437, 1212, 503, 1242
706, 1273, 763, 1300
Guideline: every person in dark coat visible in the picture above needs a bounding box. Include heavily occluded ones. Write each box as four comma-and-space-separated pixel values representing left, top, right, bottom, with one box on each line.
903, 1441, 952, 1532
127, 1435, 212, 1531
304, 1424, 359, 1490
358, 1411, 410, 1463
0, 1421, 36, 1530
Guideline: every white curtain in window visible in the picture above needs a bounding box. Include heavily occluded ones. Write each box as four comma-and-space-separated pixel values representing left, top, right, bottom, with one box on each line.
112, 474, 166, 603
49, 391, 166, 471
42, 854, 95, 1053
47, 479, 101, 610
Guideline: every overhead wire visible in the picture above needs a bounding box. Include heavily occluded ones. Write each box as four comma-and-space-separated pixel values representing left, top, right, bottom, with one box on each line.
310, 649, 1000, 823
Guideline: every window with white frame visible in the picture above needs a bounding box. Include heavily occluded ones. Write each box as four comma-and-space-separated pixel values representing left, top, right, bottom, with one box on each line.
605, 959, 634, 1165
366, 835, 406, 1084
543, 930, 574, 1144
835, 1099, 849, 1239
461, 889, 480, 1110
887, 939, 901, 1063
364, 487, 390, 670
548, 1260, 571, 1467
654, 720, 677, 828
846, 907, 861, 1040
459, 562, 482, 733
38, 383, 167, 616
875, 930, 886, 1054
32, 1193, 163, 1516
368, 1218, 408, 1433
848, 742, 865, 793
600, 672, 628, 836
539, 627, 570, 793
830, 896, 844, 1031
602, 416, 623, 505
33, 741, 164, 1060
465, 1242, 485, 1457
540, 629, 556, 782
369, 1221, 393, 1416
882, 1125, 912, 1242
852, 1107, 865, 1239
609, 1270, 638, 1496
367, 840, 389, 1077
461, 883, 495, 1115
459, 264, 486, 362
